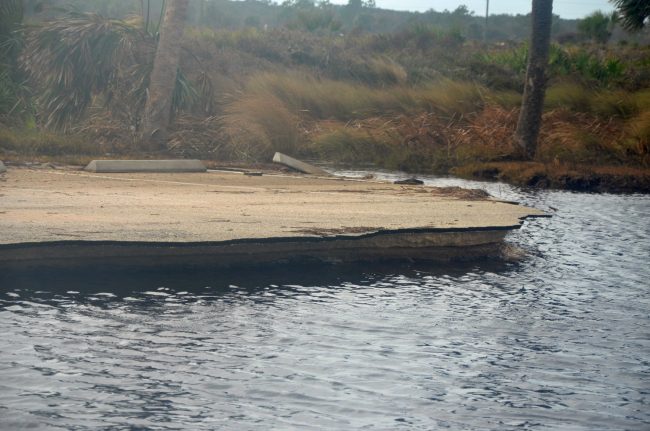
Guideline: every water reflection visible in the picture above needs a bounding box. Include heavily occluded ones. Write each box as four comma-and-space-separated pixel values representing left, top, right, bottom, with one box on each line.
1, 258, 512, 306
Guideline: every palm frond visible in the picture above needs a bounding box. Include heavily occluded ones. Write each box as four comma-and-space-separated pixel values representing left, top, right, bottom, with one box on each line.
21, 12, 150, 130
610, 0, 650, 31
171, 69, 199, 117
0, 0, 23, 37
0, 0, 31, 121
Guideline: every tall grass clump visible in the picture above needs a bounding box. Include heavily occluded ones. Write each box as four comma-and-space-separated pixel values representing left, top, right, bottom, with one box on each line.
220, 95, 301, 160
416, 80, 485, 116
538, 109, 630, 165
545, 83, 593, 112
225, 72, 488, 166
452, 105, 519, 163
545, 83, 640, 118
362, 57, 408, 86
326, 55, 410, 86
310, 122, 452, 173
590, 90, 638, 118
633, 89, 650, 111
310, 127, 396, 165
243, 72, 415, 119
624, 111, 650, 165
243, 72, 485, 121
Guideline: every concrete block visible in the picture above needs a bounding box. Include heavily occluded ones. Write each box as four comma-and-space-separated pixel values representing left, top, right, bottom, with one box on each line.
85, 159, 206, 173
272, 152, 331, 176
0, 161, 5, 173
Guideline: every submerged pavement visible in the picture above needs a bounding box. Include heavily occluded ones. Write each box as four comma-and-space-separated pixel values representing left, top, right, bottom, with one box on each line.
0, 166, 546, 268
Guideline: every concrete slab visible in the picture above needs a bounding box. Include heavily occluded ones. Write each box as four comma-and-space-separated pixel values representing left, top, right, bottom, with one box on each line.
0, 161, 5, 173
0, 168, 547, 268
85, 159, 206, 173
273, 152, 331, 176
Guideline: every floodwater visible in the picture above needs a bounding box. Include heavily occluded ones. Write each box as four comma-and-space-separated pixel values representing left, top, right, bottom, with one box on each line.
1, 172, 649, 430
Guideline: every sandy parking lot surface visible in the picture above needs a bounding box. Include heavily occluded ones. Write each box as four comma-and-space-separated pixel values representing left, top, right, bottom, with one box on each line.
0, 167, 544, 244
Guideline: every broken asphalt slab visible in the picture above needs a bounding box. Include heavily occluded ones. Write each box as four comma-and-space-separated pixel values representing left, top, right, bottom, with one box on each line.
0, 167, 547, 268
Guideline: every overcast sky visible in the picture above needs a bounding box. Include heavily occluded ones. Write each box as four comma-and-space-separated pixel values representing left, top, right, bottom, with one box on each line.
349, 0, 616, 20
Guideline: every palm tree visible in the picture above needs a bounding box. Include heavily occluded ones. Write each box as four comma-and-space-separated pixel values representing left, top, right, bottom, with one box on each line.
140, 0, 189, 150
514, 0, 553, 160
610, 0, 649, 31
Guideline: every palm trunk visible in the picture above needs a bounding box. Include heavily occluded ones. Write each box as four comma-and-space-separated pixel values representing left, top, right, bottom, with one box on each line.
141, 0, 189, 151
514, 0, 553, 159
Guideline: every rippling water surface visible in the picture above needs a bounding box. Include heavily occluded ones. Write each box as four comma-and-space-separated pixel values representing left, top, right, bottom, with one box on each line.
1, 173, 649, 430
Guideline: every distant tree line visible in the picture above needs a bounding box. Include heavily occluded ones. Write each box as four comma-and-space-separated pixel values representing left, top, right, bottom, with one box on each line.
17, 0, 650, 44
5, 0, 561, 41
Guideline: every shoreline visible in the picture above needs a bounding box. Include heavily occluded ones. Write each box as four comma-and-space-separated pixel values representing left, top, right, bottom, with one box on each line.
0, 166, 545, 269
452, 162, 650, 194
2, 157, 649, 194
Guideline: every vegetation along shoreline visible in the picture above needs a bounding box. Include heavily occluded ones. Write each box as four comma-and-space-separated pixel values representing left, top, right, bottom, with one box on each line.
1, 0, 648, 193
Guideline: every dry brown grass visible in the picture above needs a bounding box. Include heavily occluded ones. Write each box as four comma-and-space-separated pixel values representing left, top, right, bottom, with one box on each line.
167, 115, 226, 159
538, 109, 627, 165
452, 105, 519, 163
4, 56, 649, 193
307, 113, 456, 171
624, 111, 650, 165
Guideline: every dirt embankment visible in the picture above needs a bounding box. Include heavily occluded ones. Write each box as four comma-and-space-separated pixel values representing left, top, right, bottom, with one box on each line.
453, 162, 650, 193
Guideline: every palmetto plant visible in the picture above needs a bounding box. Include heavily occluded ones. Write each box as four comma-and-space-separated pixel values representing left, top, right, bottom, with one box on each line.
0, 1, 22, 35
141, 0, 167, 36
21, 13, 149, 130
0, 0, 32, 120
20, 9, 208, 134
